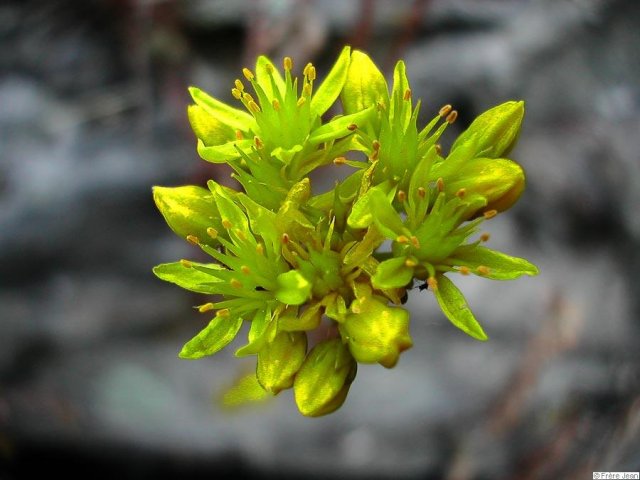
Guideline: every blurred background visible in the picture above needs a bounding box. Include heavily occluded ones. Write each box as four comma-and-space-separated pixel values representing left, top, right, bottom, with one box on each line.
1, 0, 639, 478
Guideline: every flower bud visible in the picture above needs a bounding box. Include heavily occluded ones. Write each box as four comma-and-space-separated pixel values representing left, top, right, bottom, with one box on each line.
294, 339, 357, 417
341, 50, 388, 118
450, 101, 524, 159
257, 331, 307, 394
152, 185, 223, 248
340, 294, 412, 368
444, 158, 525, 216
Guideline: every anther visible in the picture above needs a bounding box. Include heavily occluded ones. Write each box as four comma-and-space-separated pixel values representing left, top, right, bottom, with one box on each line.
403, 89, 412, 101
248, 101, 261, 113
396, 235, 409, 244
240, 265, 251, 275
234, 79, 245, 91
307, 65, 316, 81
198, 303, 215, 313
417, 187, 426, 198
370, 149, 379, 161
271, 99, 281, 111
405, 258, 418, 268
180, 259, 192, 268
302, 84, 312, 97
410, 236, 420, 248
230, 278, 243, 289
186, 234, 200, 245
242, 68, 254, 81
372, 140, 381, 151
427, 276, 438, 291
235, 130, 244, 140
446, 110, 458, 124
207, 227, 218, 239
222, 219, 233, 229
456, 188, 466, 198
397, 190, 406, 202
480, 233, 491, 242
242, 92, 254, 103
254, 136, 264, 149
333, 156, 346, 165
231, 88, 242, 99
216, 308, 230, 318
347, 123, 357, 131
459, 266, 471, 276
281, 233, 290, 244
256, 243, 264, 255
436, 177, 445, 192
477, 265, 490, 276
377, 101, 386, 111
439, 104, 452, 117
434, 144, 442, 155
283, 56, 293, 71
296, 97, 306, 107
483, 209, 498, 220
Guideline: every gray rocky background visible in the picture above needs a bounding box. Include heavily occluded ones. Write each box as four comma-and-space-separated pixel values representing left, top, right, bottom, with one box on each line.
1, 0, 639, 478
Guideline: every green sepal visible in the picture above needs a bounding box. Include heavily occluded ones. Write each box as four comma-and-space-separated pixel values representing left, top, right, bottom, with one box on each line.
311, 46, 351, 116
197, 139, 252, 163
152, 185, 222, 247
220, 374, 271, 408
275, 270, 312, 305
341, 50, 388, 116
189, 86, 256, 132
235, 308, 274, 357
179, 315, 244, 359
433, 274, 488, 341
451, 100, 524, 158
256, 331, 308, 394
187, 104, 235, 146
153, 261, 223, 294
451, 245, 539, 280
293, 339, 357, 417
255, 55, 285, 101
279, 302, 322, 331
371, 256, 414, 289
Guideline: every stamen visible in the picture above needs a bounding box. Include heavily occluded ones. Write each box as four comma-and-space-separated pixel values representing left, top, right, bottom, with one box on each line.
234, 79, 245, 91
242, 68, 254, 81
377, 101, 386, 111
439, 104, 452, 117
235, 130, 244, 140
281, 233, 290, 244
242, 92, 255, 103
477, 265, 490, 276
397, 190, 406, 202
198, 303, 215, 313
296, 97, 306, 107
427, 276, 438, 291
370, 149, 379, 161
256, 243, 264, 255
396, 235, 410, 244
240, 265, 251, 275
230, 278, 243, 289
234, 229, 246, 242
216, 308, 230, 318
403, 89, 412, 101
248, 101, 261, 113
483, 209, 498, 219
446, 110, 458, 124
302, 84, 312, 97
307, 65, 316, 81
347, 123, 358, 131
283, 56, 293, 71
434, 144, 442, 155
417, 187, 426, 198
207, 227, 218, 239
272, 99, 281, 111
405, 258, 418, 268
436, 177, 445, 192
222, 219, 233, 229
265, 63, 274, 74
186, 234, 200, 245
180, 259, 192, 268
459, 266, 470, 276
480, 233, 491, 242
333, 156, 346, 165
456, 188, 466, 198
254, 136, 264, 149
410, 236, 420, 248
372, 140, 381, 151
231, 88, 242, 99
